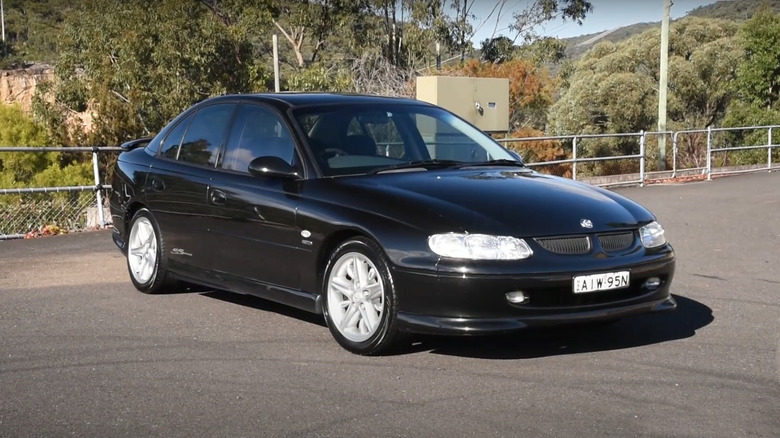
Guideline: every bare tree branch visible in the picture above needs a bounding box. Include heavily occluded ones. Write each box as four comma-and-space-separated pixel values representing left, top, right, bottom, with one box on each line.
273, 19, 305, 67
349, 53, 415, 98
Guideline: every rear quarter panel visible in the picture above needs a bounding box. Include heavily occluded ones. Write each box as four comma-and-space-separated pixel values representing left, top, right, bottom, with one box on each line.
110, 148, 155, 239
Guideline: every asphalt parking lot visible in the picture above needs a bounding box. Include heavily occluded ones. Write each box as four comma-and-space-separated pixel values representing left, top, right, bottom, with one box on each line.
1, 172, 778, 437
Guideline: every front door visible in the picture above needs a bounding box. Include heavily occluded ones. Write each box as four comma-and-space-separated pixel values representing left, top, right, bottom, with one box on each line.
208, 103, 308, 289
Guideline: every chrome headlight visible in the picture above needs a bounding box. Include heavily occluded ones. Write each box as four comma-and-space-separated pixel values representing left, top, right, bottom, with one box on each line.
428, 233, 533, 260
639, 221, 667, 248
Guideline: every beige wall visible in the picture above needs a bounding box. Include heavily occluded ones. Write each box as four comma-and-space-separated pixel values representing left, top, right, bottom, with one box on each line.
0, 64, 54, 113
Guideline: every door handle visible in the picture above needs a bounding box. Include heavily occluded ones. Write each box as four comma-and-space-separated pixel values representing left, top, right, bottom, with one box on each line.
150, 177, 165, 191
210, 189, 227, 205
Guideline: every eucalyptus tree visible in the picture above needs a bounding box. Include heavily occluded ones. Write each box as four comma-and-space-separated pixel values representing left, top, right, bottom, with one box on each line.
547, 17, 740, 166
0, 0, 76, 66
270, 0, 372, 68
510, 0, 592, 43
725, 8, 780, 122
35, 0, 268, 146
549, 18, 740, 135
722, 8, 780, 159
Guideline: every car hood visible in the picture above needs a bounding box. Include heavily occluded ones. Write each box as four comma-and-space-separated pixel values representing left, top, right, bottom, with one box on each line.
327, 168, 654, 237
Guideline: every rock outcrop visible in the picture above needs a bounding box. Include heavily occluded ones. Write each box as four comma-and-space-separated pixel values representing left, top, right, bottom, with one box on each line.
0, 64, 54, 112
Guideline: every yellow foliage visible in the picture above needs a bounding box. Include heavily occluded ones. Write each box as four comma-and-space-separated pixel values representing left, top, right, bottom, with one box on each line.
439, 59, 558, 130
502, 126, 572, 178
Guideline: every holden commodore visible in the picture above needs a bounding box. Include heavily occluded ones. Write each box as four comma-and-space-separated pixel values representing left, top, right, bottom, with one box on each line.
110, 93, 676, 355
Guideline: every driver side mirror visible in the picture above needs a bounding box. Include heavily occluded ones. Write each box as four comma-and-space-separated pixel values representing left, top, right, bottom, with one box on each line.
248, 156, 300, 180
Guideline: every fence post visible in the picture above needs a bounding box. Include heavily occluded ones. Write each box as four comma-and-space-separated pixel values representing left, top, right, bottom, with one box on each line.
672, 132, 678, 179
706, 126, 712, 181
572, 136, 578, 181
640, 131, 646, 187
92, 149, 106, 228
769, 127, 773, 172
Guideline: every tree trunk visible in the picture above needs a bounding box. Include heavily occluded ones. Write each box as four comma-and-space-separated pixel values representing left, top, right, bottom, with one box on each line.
273, 20, 305, 68
460, 0, 468, 62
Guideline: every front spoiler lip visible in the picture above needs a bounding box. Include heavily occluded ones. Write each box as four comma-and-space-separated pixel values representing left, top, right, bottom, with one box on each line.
396, 295, 677, 335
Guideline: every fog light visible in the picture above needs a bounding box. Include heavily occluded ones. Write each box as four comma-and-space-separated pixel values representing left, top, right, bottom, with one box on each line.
643, 277, 661, 290
506, 291, 528, 304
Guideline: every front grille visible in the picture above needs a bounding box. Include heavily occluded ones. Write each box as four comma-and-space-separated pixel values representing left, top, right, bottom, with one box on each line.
598, 232, 635, 252
535, 236, 591, 255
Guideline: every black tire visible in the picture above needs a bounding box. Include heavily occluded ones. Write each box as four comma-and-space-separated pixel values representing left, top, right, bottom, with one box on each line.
126, 208, 172, 294
322, 237, 402, 355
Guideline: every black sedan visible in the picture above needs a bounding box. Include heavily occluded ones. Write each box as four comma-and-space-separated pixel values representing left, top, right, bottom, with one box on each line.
110, 93, 676, 355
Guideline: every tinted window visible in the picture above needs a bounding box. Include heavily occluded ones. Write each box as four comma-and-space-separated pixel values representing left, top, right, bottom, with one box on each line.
160, 112, 194, 159
414, 113, 488, 162
294, 105, 514, 176
221, 104, 297, 173
178, 104, 235, 167
359, 113, 404, 158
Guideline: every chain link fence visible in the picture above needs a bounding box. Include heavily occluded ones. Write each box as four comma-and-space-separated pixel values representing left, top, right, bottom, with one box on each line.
0, 190, 108, 239
0, 146, 121, 240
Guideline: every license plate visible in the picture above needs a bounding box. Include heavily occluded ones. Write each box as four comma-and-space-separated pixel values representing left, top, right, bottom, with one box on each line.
573, 271, 630, 294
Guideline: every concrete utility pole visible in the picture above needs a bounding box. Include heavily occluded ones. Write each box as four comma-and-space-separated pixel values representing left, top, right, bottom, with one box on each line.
657, 0, 672, 171
273, 35, 280, 93
1, 0, 6, 44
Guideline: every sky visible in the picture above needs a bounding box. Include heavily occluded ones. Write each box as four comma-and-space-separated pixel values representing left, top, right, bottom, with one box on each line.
470, 0, 722, 43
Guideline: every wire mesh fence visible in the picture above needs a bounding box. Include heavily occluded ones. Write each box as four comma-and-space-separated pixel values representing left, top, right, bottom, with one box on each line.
0, 145, 120, 240
0, 190, 108, 239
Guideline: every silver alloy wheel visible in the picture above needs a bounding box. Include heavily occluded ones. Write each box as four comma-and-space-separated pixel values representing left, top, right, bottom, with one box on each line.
326, 252, 385, 342
128, 216, 158, 284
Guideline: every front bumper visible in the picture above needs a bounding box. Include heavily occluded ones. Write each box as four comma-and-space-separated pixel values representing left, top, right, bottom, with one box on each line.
397, 295, 676, 335
391, 252, 676, 335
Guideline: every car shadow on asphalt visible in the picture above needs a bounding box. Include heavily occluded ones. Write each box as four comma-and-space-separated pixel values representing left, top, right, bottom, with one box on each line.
199, 290, 327, 327
406, 295, 712, 359
192, 290, 710, 359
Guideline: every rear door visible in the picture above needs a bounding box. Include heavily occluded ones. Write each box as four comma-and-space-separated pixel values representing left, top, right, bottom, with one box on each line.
145, 103, 237, 273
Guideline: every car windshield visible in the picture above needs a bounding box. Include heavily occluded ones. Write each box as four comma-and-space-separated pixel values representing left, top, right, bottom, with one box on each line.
293, 104, 518, 177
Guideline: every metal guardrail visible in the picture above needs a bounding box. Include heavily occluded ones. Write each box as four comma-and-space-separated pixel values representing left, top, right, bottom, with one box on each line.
0, 146, 122, 240
497, 125, 779, 186
673, 126, 778, 180
1, 124, 778, 239
497, 131, 648, 186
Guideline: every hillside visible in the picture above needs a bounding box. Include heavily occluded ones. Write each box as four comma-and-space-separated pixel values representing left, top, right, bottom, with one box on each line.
564, 22, 657, 59
688, 0, 780, 19
563, 0, 780, 59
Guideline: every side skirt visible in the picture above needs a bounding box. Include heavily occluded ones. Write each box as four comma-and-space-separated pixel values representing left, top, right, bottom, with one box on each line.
112, 229, 127, 254
167, 262, 323, 315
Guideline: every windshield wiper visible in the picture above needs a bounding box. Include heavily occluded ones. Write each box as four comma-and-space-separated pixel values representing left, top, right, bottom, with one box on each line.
454, 159, 526, 169
372, 159, 464, 174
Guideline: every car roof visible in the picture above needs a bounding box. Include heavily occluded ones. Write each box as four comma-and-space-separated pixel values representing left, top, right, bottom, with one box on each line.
205, 92, 433, 110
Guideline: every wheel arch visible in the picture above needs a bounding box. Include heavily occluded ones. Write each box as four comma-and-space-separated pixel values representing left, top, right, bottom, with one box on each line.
124, 202, 148, 233
319, 231, 403, 355
313, 229, 368, 312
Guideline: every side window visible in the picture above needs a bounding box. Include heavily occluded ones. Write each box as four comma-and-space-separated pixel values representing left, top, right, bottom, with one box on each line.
160, 113, 194, 159
177, 104, 235, 167
221, 104, 297, 173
